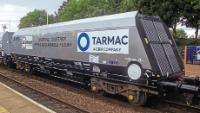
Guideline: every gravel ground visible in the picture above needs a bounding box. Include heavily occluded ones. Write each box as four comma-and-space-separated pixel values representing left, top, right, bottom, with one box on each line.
0, 67, 162, 113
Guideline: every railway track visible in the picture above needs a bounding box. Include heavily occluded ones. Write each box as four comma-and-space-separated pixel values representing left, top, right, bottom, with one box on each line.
163, 100, 200, 113
0, 67, 163, 113
0, 67, 199, 113
0, 72, 90, 113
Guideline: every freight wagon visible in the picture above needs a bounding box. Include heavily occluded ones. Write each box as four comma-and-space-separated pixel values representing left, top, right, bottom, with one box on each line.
1, 11, 200, 105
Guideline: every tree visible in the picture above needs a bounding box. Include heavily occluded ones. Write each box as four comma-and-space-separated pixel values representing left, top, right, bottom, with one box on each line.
57, 0, 137, 22
136, 0, 184, 38
19, 9, 56, 28
48, 14, 57, 24
19, 0, 138, 28
182, 0, 200, 39
58, 0, 110, 21
175, 29, 187, 39
58, 0, 90, 21
120, 0, 138, 12
105, 0, 123, 14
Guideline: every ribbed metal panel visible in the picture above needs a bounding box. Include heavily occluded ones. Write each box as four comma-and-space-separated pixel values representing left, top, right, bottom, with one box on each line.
150, 44, 172, 75
141, 19, 160, 42
154, 21, 181, 73
140, 17, 181, 76
163, 44, 181, 72
153, 21, 169, 42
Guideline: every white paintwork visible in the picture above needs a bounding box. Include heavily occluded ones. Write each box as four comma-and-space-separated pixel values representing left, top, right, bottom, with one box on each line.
77, 29, 129, 54
1, 51, 4, 56
89, 54, 99, 63
127, 64, 142, 80
21, 36, 33, 49
80, 36, 87, 48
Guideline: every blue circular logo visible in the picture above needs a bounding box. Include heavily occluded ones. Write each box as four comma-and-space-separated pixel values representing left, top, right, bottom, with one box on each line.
78, 33, 90, 51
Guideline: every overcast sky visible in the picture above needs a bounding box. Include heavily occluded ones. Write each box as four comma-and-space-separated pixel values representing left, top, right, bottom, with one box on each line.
0, 0, 196, 36
0, 0, 65, 32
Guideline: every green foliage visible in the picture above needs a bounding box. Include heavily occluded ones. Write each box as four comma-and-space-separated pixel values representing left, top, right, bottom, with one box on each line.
120, 0, 138, 12
175, 38, 200, 47
182, 0, 200, 39
19, 9, 56, 28
58, 0, 138, 22
175, 29, 187, 39
175, 38, 200, 57
137, 0, 183, 27
19, 0, 138, 28
136, 0, 185, 38
58, 0, 105, 21
18, 0, 200, 41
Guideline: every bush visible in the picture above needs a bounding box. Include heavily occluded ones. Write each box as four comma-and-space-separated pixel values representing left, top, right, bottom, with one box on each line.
175, 38, 200, 47
175, 38, 200, 57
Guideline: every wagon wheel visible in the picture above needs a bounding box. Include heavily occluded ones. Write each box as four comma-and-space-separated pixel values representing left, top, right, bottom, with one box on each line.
3, 58, 7, 66
128, 91, 148, 106
16, 62, 20, 70
25, 64, 31, 73
138, 91, 148, 106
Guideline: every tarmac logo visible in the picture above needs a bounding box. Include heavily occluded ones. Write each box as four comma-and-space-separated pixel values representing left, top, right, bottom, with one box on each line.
77, 29, 129, 54
77, 33, 90, 51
